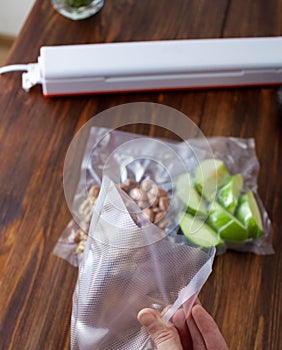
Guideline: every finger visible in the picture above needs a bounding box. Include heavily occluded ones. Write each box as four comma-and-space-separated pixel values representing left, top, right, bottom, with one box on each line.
172, 309, 193, 350
137, 308, 183, 350
187, 312, 207, 350
182, 294, 200, 318
192, 305, 229, 350
194, 297, 202, 306
161, 305, 172, 316
161, 305, 192, 349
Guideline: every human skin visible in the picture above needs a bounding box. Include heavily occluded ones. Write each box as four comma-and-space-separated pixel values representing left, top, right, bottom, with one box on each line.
137, 300, 228, 350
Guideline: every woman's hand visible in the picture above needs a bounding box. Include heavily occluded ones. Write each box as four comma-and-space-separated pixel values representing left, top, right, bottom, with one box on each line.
137, 300, 228, 350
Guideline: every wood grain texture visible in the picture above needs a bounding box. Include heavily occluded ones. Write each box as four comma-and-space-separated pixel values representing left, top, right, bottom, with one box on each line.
0, 0, 281, 349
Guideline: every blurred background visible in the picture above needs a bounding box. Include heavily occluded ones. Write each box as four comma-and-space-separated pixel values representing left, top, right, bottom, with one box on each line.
0, 0, 35, 64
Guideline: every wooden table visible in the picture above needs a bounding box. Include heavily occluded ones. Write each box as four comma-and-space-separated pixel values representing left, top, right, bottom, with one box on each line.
0, 1, 281, 349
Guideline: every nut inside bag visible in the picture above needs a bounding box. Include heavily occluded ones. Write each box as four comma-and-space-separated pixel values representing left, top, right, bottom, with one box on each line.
71, 176, 215, 350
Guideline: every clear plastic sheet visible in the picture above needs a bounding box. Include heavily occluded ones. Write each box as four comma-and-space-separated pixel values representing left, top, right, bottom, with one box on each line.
53, 127, 273, 267
71, 176, 215, 350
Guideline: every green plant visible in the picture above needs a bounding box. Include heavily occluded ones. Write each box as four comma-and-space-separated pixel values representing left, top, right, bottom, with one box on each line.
66, 0, 93, 8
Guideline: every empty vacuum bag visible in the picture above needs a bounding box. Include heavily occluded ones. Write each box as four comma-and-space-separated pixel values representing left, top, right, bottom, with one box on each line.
71, 176, 215, 350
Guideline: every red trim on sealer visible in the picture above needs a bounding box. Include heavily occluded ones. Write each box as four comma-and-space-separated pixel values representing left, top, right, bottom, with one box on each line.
43, 82, 282, 98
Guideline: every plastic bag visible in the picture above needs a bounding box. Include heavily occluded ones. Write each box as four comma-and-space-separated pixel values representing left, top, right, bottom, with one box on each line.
53, 128, 273, 266
188, 137, 273, 255
54, 126, 203, 266
71, 176, 215, 350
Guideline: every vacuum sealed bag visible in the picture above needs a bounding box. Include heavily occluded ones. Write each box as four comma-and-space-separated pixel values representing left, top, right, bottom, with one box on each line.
175, 136, 273, 255
71, 176, 215, 350
54, 127, 273, 267
54, 126, 206, 266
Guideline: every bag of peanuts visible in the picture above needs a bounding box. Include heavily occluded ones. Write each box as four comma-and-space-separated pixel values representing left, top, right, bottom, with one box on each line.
54, 126, 195, 266
70, 175, 215, 350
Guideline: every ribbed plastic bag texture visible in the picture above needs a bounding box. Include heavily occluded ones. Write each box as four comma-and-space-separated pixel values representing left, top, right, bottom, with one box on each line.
71, 176, 215, 350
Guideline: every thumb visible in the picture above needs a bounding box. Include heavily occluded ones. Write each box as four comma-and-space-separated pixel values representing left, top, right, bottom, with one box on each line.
137, 308, 183, 350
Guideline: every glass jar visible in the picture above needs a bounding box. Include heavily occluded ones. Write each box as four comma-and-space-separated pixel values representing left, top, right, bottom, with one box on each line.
51, 0, 104, 20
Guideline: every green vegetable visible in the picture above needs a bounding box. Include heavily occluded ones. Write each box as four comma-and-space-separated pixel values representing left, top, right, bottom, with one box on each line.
236, 191, 263, 239
207, 201, 248, 241
66, 0, 93, 8
179, 213, 223, 248
176, 173, 207, 216
178, 159, 264, 245
217, 173, 243, 213
195, 159, 230, 201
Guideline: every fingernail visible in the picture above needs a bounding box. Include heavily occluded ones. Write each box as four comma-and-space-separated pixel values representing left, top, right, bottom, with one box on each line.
138, 309, 157, 327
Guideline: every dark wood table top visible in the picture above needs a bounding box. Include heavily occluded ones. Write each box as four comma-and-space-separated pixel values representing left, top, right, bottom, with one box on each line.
0, 1, 281, 349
